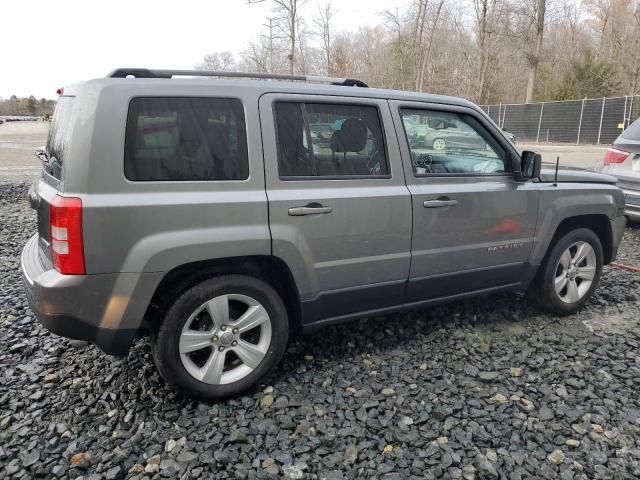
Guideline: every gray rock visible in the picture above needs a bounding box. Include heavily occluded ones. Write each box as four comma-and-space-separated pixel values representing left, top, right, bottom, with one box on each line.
52, 465, 66, 477
478, 371, 500, 381
21, 449, 40, 467
104, 466, 120, 480
475, 453, 498, 479
283, 462, 308, 480
160, 459, 181, 477
538, 405, 555, 421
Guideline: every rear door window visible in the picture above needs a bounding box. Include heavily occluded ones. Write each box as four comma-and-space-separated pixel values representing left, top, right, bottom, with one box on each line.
274, 102, 389, 178
622, 118, 640, 140
125, 97, 249, 181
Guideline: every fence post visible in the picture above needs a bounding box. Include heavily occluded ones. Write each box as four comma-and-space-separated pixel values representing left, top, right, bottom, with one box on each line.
502, 104, 507, 129
597, 97, 605, 144
622, 96, 628, 129
629, 96, 635, 127
577, 99, 585, 144
536, 103, 544, 143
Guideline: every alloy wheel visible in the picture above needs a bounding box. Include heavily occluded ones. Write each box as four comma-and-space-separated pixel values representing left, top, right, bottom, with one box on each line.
554, 241, 597, 304
432, 138, 447, 150
178, 294, 272, 384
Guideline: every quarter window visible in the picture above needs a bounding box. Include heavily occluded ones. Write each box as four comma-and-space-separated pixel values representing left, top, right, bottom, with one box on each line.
274, 102, 389, 178
125, 97, 249, 181
400, 109, 507, 176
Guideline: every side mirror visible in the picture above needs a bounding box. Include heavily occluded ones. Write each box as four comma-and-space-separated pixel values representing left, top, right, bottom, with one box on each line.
519, 150, 541, 179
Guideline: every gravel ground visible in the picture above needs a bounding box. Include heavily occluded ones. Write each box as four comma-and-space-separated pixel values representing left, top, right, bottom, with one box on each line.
0, 122, 47, 178
1, 179, 640, 480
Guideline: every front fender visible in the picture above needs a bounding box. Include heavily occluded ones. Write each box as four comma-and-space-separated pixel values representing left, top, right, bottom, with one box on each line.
529, 183, 623, 265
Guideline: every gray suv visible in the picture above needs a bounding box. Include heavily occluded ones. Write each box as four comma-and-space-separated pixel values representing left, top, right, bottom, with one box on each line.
21, 69, 626, 400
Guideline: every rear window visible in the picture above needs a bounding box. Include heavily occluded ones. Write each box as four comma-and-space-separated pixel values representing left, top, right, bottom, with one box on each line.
125, 97, 249, 181
45, 96, 75, 180
622, 117, 640, 140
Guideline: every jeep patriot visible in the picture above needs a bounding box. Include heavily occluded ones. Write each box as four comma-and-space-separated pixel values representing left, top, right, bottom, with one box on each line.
21, 69, 626, 400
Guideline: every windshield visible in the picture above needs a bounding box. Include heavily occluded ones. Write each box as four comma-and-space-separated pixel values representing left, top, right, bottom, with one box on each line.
45, 96, 75, 179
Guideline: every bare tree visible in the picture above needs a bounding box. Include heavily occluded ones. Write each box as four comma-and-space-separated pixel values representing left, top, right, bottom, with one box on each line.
313, 1, 336, 75
196, 51, 236, 71
474, 0, 498, 103
204, 0, 640, 103
249, 0, 306, 74
415, 0, 446, 92
525, 0, 547, 102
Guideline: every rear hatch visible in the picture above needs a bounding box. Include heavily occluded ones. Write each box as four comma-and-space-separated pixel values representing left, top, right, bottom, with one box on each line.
31, 95, 76, 266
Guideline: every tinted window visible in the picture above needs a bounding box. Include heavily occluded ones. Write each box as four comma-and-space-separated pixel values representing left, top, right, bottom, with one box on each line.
622, 117, 640, 140
274, 102, 389, 178
46, 96, 75, 180
125, 97, 248, 181
400, 109, 507, 176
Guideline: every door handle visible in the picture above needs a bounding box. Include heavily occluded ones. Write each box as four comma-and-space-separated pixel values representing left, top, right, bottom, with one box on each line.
288, 205, 333, 216
423, 198, 458, 208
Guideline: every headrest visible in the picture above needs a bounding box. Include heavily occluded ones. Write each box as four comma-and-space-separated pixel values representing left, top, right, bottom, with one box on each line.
330, 118, 368, 153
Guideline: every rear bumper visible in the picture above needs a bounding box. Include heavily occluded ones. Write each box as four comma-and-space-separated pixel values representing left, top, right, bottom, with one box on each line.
621, 187, 640, 219
21, 234, 162, 356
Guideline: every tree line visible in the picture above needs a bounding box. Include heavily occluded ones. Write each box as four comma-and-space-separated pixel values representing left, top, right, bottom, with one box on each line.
0, 96, 56, 116
198, 0, 640, 104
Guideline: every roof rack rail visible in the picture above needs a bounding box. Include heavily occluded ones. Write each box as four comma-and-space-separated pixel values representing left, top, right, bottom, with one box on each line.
106, 68, 368, 87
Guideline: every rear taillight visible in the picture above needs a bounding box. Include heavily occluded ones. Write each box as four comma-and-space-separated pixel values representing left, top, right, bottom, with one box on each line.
604, 147, 630, 166
49, 195, 85, 274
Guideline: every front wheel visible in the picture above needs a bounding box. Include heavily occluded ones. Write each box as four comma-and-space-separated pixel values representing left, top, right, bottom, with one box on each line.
153, 275, 289, 401
528, 228, 603, 315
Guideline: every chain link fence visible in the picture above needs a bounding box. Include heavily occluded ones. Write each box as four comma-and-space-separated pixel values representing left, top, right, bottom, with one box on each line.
480, 96, 640, 144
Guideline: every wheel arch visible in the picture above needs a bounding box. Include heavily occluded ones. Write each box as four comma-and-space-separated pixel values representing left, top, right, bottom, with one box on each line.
143, 255, 302, 335
544, 214, 613, 265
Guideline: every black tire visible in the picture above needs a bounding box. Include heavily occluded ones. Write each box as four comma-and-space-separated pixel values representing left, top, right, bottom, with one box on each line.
527, 228, 603, 316
153, 274, 289, 401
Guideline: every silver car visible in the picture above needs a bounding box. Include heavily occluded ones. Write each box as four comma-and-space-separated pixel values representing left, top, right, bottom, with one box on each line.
21, 68, 626, 401
602, 117, 640, 220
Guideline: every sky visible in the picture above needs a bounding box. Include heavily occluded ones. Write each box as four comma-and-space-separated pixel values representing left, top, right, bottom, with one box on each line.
0, 0, 410, 100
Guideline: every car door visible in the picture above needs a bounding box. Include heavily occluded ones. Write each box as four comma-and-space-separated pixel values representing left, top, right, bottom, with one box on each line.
260, 93, 412, 324
390, 101, 539, 301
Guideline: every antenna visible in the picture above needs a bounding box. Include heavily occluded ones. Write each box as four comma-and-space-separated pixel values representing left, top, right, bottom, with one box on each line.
553, 156, 560, 187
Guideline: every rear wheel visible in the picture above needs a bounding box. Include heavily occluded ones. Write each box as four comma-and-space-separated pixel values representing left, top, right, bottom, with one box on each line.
153, 275, 288, 400
528, 228, 603, 315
